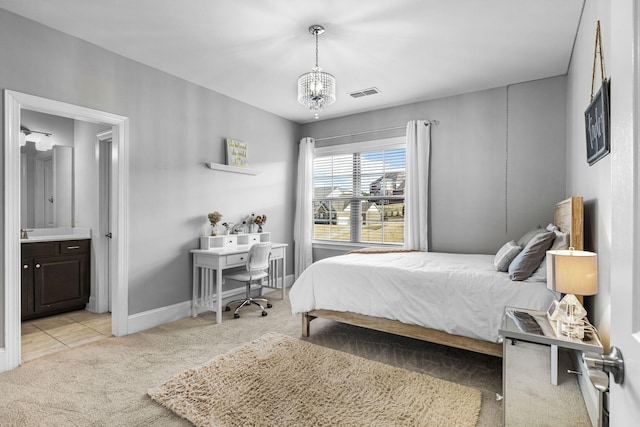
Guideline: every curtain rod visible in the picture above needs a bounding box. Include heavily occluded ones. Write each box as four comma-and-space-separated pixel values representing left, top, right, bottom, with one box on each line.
313, 120, 438, 142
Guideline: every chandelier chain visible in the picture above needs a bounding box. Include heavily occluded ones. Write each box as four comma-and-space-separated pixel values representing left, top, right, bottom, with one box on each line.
315, 30, 319, 67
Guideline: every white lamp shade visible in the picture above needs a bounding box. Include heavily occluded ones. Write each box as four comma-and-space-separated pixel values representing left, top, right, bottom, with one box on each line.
546, 249, 598, 295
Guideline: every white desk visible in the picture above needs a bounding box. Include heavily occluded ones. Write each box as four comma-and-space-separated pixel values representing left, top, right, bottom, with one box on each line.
191, 242, 287, 324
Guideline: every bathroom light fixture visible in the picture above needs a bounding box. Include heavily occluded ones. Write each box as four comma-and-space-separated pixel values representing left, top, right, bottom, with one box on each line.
20, 126, 54, 150
297, 25, 336, 119
21, 126, 52, 138
35, 139, 55, 151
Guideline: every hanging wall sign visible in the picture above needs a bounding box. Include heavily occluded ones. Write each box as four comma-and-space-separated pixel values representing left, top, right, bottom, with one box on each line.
584, 21, 610, 166
584, 79, 609, 166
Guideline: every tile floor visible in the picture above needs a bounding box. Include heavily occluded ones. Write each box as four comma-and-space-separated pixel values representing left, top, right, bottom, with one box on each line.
21, 310, 112, 363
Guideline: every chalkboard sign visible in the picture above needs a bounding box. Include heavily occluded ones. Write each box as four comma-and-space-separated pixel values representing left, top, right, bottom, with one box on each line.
584, 79, 610, 166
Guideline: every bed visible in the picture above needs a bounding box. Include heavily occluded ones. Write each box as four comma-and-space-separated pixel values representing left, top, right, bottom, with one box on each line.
290, 197, 583, 357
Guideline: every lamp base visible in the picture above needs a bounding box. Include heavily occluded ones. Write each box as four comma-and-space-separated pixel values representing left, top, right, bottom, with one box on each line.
560, 321, 585, 339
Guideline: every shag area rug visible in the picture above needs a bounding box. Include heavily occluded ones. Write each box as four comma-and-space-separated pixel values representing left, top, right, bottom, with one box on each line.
148, 332, 481, 426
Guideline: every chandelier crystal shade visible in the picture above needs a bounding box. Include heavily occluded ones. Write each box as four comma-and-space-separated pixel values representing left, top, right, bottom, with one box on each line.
297, 25, 336, 116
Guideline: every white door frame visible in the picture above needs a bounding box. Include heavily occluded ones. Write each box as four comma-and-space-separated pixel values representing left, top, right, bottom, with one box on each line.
96, 130, 113, 314
1, 90, 130, 372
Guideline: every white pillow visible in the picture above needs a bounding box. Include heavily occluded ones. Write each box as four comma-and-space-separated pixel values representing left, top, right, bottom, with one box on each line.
550, 230, 570, 250
494, 240, 522, 272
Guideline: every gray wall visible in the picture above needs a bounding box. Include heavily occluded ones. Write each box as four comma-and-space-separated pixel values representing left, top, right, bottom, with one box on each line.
565, 0, 612, 348
0, 9, 299, 345
303, 76, 567, 258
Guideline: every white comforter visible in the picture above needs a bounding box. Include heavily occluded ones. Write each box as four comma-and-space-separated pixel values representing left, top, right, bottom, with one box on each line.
289, 251, 559, 343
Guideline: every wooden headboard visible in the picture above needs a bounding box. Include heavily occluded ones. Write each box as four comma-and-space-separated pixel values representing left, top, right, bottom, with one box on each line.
554, 197, 584, 250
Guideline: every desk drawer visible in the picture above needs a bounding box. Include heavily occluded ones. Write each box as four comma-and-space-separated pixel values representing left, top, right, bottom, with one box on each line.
200, 235, 237, 250
225, 253, 248, 267
271, 246, 285, 259
194, 253, 221, 268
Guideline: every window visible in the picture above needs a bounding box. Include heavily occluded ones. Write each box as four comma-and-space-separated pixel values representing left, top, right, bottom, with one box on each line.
313, 137, 405, 245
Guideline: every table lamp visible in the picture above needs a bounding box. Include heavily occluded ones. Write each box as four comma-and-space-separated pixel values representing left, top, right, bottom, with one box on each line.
546, 248, 598, 338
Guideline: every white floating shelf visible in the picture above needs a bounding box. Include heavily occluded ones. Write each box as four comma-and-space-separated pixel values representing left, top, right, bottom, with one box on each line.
206, 163, 261, 175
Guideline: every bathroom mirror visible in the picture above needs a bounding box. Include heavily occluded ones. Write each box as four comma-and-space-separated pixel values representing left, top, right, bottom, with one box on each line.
20, 143, 74, 228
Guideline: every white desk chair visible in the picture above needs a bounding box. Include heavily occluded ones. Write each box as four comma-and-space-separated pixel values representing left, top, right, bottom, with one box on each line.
224, 243, 273, 318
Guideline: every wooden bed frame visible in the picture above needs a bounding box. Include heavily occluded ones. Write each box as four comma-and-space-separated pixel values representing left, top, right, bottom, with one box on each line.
301, 197, 584, 358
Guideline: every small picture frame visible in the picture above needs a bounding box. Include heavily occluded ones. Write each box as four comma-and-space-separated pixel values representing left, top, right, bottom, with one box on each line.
225, 138, 248, 168
584, 79, 610, 166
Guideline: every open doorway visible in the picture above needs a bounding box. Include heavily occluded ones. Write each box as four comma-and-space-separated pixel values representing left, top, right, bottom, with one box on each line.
2, 90, 130, 372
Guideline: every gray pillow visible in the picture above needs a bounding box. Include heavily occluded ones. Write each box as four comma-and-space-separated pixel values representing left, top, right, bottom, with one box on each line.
527, 229, 571, 282
509, 231, 555, 281
494, 240, 522, 272
516, 226, 544, 247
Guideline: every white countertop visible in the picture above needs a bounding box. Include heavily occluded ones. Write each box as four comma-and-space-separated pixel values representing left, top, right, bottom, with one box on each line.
20, 227, 92, 243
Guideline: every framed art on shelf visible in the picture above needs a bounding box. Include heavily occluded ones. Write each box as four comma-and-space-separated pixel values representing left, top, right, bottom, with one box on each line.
584, 79, 609, 166
225, 138, 248, 168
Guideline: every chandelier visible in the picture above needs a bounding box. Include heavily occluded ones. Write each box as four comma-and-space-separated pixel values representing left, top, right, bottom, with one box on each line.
297, 25, 336, 118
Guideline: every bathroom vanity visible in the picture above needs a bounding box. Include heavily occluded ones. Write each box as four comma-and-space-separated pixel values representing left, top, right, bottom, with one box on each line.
21, 231, 91, 320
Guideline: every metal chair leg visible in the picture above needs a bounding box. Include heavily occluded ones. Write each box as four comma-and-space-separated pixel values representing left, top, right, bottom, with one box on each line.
226, 281, 271, 318
252, 297, 272, 309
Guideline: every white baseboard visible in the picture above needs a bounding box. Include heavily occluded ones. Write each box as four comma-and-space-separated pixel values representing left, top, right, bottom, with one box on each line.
127, 275, 294, 334
86, 296, 97, 313
0, 349, 8, 373
127, 300, 192, 334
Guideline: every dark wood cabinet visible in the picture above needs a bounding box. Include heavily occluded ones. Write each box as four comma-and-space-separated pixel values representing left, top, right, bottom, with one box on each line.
21, 239, 90, 320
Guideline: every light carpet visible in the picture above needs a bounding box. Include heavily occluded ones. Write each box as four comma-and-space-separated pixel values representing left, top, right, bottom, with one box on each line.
148, 332, 481, 427
1, 290, 504, 426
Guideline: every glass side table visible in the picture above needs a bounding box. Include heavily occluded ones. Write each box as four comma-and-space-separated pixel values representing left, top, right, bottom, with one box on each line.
499, 306, 604, 427
500, 306, 603, 384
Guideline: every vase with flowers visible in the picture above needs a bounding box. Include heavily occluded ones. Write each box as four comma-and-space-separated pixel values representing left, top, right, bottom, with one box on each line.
221, 222, 233, 235
207, 211, 222, 236
254, 214, 267, 233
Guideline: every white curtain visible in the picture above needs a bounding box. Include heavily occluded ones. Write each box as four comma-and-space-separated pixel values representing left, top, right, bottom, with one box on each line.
293, 137, 315, 278
404, 120, 431, 251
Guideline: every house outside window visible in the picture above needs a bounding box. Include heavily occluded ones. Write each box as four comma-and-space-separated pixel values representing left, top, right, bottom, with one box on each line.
313, 137, 405, 245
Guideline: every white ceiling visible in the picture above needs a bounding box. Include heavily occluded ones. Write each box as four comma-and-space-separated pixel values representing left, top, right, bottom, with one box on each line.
0, 0, 584, 124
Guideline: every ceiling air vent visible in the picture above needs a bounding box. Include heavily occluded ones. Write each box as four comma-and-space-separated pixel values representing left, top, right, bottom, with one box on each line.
349, 87, 380, 99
